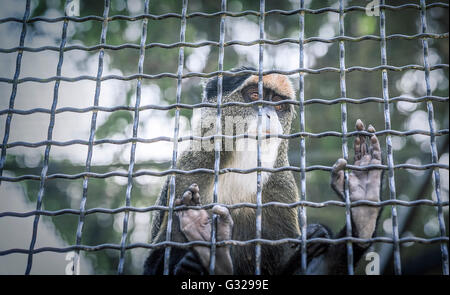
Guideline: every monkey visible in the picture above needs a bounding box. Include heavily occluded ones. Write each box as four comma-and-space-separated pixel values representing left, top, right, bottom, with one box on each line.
143, 66, 383, 275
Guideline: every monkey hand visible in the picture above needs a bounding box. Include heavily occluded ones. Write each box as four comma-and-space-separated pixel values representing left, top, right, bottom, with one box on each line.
330, 119, 382, 240
175, 184, 234, 274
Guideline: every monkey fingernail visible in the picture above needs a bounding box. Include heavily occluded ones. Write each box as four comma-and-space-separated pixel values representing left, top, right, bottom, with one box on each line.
333, 158, 347, 170
182, 190, 193, 204
193, 192, 201, 204
189, 183, 199, 193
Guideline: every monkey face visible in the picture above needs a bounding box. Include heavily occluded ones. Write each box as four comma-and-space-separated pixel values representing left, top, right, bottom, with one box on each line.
241, 84, 290, 112
192, 68, 295, 154
239, 83, 293, 134
218, 72, 295, 138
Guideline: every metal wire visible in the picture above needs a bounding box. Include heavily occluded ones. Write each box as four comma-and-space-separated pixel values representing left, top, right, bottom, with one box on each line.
0, 64, 447, 84
0, 0, 448, 275
1, 199, 448, 219
117, 0, 150, 275
0, 3, 448, 25
0, 129, 448, 152
380, 0, 402, 275
25, 0, 64, 275
208, 0, 227, 275
297, 0, 307, 275
0, 32, 448, 54
338, 0, 354, 275
0, 95, 448, 116
0, 235, 447, 257
254, 0, 265, 276
0, 0, 31, 185
163, 0, 188, 275
0, 162, 448, 183
419, 0, 449, 275
73, 0, 110, 276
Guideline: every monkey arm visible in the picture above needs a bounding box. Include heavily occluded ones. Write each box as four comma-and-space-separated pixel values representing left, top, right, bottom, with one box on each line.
144, 184, 234, 275
283, 120, 383, 275
324, 119, 383, 273
176, 185, 234, 275
144, 182, 209, 275
304, 225, 375, 275
143, 245, 208, 275
331, 120, 382, 241
282, 223, 376, 275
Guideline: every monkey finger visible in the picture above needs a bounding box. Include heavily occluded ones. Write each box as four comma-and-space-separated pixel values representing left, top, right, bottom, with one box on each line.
367, 125, 374, 154
355, 119, 365, 132
360, 137, 367, 156
181, 190, 194, 205
355, 119, 367, 156
332, 158, 347, 172
192, 192, 201, 205
212, 205, 233, 226
212, 205, 233, 241
331, 158, 346, 199
188, 183, 200, 194
369, 131, 381, 161
354, 136, 362, 161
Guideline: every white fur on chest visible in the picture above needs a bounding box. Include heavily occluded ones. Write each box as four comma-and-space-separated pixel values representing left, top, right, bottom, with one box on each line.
215, 137, 281, 205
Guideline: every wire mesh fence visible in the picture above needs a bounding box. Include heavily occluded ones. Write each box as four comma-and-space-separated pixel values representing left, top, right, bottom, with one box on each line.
0, 0, 448, 275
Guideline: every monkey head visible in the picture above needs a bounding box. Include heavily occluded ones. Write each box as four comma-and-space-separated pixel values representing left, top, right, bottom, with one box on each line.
192, 67, 296, 156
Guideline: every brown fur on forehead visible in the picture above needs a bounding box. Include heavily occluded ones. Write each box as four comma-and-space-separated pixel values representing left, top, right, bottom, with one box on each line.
239, 74, 295, 99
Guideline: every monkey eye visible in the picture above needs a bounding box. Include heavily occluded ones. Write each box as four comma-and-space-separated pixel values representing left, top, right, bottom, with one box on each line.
242, 86, 260, 101
272, 95, 285, 111
250, 91, 260, 101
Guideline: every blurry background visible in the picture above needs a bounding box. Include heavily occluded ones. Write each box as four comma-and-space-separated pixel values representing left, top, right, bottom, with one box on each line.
0, 0, 448, 274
